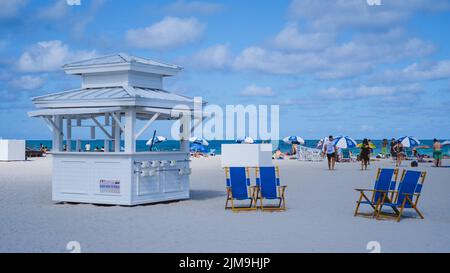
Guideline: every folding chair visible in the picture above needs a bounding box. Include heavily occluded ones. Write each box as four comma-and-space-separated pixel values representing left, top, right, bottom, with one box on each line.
224, 167, 257, 211
354, 168, 399, 217
376, 169, 427, 222
255, 166, 287, 211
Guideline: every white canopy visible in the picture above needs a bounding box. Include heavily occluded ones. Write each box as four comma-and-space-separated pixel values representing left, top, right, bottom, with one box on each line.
28, 53, 207, 153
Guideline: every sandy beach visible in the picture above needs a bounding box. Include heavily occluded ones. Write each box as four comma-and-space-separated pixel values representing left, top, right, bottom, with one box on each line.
0, 156, 449, 253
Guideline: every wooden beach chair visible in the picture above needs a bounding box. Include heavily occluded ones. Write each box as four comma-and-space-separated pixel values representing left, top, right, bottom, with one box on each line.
224, 167, 257, 211
376, 169, 427, 222
255, 166, 287, 211
354, 168, 399, 218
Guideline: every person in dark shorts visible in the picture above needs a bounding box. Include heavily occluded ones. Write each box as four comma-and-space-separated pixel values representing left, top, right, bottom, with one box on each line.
359, 138, 371, 170
390, 138, 397, 160
323, 136, 337, 170
394, 140, 404, 167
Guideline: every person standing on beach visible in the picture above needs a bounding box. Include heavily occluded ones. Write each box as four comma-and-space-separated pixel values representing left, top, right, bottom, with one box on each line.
291, 143, 298, 155
394, 140, 404, 167
390, 138, 397, 160
323, 136, 337, 170
433, 139, 443, 167
382, 139, 388, 158
360, 138, 371, 170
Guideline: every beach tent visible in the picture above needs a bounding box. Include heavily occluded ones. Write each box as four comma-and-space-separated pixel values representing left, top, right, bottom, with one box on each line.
27, 53, 207, 206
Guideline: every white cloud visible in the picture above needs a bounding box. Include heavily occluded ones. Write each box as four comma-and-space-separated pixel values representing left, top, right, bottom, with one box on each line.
320, 84, 423, 100
37, 0, 68, 20
321, 37, 434, 64
373, 60, 450, 83
126, 17, 205, 50
186, 26, 433, 80
166, 0, 224, 14
0, 0, 27, 19
240, 84, 275, 97
289, 0, 450, 31
10, 75, 45, 90
17, 40, 98, 72
273, 23, 335, 51
316, 62, 373, 80
233, 46, 326, 74
188, 44, 232, 69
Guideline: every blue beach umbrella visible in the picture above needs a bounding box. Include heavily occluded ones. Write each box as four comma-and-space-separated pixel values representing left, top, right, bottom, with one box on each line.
332, 136, 357, 149
397, 136, 420, 148
283, 136, 305, 145
189, 137, 209, 146
190, 143, 208, 153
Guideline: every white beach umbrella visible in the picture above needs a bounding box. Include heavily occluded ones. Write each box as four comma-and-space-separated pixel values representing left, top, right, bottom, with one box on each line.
146, 136, 167, 146
244, 137, 255, 144
283, 136, 305, 145
236, 137, 255, 144
189, 137, 209, 146
397, 136, 420, 148
332, 136, 357, 149
442, 140, 450, 146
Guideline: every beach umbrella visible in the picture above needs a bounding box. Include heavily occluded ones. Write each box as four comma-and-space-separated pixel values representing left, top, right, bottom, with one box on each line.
146, 136, 167, 146
236, 137, 255, 144
357, 142, 376, 149
244, 137, 254, 144
442, 140, 450, 146
189, 137, 209, 146
332, 136, 357, 149
190, 143, 208, 153
397, 136, 420, 148
283, 136, 305, 145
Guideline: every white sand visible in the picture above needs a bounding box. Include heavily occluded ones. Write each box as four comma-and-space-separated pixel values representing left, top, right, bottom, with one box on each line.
0, 156, 449, 253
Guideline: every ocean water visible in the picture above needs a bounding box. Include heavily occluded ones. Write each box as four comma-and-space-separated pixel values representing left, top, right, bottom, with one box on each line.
26, 139, 448, 157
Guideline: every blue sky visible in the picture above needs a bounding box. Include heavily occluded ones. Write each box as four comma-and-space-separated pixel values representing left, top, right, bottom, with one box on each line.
0, 0, 449, 140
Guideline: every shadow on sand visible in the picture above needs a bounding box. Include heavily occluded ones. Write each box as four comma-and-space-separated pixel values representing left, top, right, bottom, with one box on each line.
189, 189, 225, 201
54, 190, 226, 207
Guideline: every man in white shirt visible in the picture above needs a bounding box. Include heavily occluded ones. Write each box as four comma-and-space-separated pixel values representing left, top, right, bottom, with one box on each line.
323, 136, 337, 170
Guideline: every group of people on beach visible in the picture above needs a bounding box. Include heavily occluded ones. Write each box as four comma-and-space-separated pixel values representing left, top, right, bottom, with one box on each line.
322, 136, 371, 170
319, 136, 446, 170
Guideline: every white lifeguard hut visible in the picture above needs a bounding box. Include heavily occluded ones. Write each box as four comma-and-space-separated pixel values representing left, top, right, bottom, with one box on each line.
28, 53, 204, 205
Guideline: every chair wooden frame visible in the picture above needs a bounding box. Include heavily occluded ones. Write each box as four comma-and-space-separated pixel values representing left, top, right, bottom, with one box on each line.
255, 166, 287, 211
354, 168, 399, 218
375, 170, 427, 222
224, 167, 257, 212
